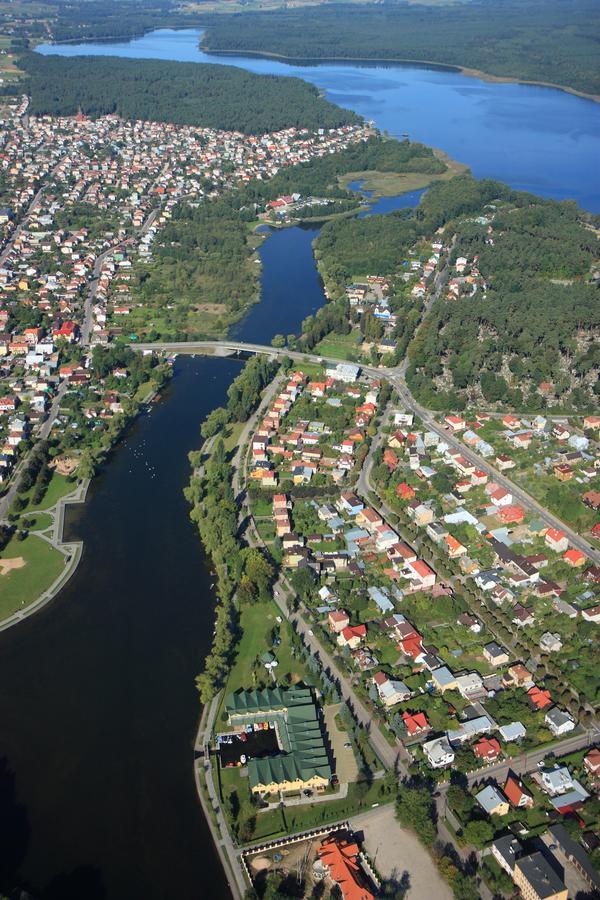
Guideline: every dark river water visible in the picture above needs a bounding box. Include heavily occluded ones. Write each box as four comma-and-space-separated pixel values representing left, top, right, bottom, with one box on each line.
1, 27, 598, 900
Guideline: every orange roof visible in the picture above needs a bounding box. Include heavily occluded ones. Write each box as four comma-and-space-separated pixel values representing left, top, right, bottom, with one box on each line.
318, 839, 375, 900
564, 549, 586, 565
528, 686, 551, 709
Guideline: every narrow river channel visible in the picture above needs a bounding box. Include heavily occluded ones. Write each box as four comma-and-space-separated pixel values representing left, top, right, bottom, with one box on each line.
1, 25, 599, 899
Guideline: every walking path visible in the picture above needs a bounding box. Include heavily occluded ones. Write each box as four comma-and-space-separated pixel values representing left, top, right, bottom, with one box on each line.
0, 478, 90, 633
193, 693, 247, 900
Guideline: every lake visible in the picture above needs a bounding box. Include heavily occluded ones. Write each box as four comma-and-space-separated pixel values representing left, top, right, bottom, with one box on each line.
37, 27, 600, 211
1, 25, 597, 900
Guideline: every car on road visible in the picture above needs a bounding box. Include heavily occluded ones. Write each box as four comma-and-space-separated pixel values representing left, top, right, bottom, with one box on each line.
343, 742, 352, 749
308, 629, 314, 636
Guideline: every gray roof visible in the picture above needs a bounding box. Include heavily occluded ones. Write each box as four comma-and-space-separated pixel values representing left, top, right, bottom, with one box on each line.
492, 835, 523, 872
516, 852, 566, 898
548, 824, 600, 889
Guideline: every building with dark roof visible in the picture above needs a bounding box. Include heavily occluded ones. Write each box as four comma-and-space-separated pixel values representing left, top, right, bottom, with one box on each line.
224, 687, 332, 795
513, 851, 567, 900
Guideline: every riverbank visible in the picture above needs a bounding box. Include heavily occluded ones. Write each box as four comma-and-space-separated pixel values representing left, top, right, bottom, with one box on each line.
339, 148, 469, 197
0, 378, 169, 629
202, 46, 600, 106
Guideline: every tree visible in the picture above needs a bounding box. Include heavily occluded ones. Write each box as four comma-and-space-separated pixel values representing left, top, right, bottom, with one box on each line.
463, 818, 493, 848
77, 448, 97, 480
271, 334, 286, 348
396, 783, 436, 846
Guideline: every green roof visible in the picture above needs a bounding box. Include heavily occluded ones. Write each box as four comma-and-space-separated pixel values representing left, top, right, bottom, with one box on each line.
225, 687, 332, 789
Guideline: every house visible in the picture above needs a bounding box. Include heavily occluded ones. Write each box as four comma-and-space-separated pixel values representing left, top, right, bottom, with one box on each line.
475, 784, 509, 816
337, 492, 364, 517
492, 835, 524, 875
498, 722, 527, 742
405, 558, 436, 589
539, 632, 562, 653
581, 604, 600, 623
583, 748, 600, 778
457, 613, 482, 634
372, 671, 410, 707
545, 707, 575, 737
473, 736, 501, 762
317, 837, 375, 900
483, 642, 509, 667
545, 528, 568, 553
513, 852, 567, 900
444, 414, 466, 432
328, 610, 350, 634
447, 714, 493, 746
504, 773, 534, 808
423, 736, 454, 769
402, 710, 429, 737
539, 767, 575, 797
395, 482, 416, 501
563, 548, 586, 567
430, 666, 458, 693
505, 664, 533, 688
528, 686, 552, 711
337, 624, 367, 649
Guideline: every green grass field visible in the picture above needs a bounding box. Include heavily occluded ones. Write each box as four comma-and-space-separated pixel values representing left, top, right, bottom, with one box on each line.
313, 330, 361, 361
0, 533, 64, 620
20, 472, 74, 514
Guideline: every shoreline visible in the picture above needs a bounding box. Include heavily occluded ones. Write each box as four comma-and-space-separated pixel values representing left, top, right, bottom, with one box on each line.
36, 30, 600, 105
202, 45, 600, 105
0, 477, 90, 633
0, 385, 166, 633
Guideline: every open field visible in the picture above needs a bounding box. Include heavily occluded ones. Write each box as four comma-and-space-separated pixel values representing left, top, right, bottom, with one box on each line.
0, 533, 64, 620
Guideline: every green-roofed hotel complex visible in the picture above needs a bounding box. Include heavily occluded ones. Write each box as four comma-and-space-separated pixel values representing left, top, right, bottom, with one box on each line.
224, 687, 332, 795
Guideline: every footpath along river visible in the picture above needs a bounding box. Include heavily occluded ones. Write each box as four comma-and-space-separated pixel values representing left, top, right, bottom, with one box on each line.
0, 27, 597, 900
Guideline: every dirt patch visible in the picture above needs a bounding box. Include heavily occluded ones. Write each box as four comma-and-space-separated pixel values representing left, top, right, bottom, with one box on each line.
0, 556, 25, 575
51, 456, 79, 476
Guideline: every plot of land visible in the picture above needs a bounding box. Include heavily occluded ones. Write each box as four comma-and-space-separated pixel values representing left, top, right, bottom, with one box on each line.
0, 534, 64, 620
350, 805, 453, 900
324, 703, 359, 783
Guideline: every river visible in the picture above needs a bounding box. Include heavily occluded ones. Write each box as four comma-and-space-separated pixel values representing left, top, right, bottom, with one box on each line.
0, 27, 597, 900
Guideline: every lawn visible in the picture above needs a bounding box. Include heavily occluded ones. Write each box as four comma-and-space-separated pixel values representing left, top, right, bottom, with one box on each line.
20, 472, 74, 513
216, 599, 311, 727
0, 533, 64, 620
313, 330, 361, 361
22, 512, 54, 532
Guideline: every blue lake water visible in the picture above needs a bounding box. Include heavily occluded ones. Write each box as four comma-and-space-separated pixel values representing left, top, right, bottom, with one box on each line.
37, 27, 600, 211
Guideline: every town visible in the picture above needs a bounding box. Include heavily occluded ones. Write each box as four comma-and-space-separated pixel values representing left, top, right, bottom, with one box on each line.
0, 90, 372, 619
193, 347, 600, 900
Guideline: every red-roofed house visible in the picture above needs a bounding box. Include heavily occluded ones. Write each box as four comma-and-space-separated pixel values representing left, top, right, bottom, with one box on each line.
528, 686, 552, 710
318, 838, 375, 900
504, 773, 534, 809
474, 737, 501, 762
545, 528, 568, 553
402, 710, 430, 737
337, 624, 367, 649
395, 482, 416, 501
328, 610, 350, 634
563, 549, 586, 567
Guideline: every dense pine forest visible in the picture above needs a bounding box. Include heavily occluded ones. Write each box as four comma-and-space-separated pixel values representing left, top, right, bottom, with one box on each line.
313, 175, 600, 411
17, 53, 360, 133
201, 0, 600, 97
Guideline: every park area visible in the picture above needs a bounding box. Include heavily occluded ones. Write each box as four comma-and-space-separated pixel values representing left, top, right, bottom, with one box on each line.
0, 532, 64, 620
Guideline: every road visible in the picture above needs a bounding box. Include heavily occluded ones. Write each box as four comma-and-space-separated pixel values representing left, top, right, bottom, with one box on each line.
135, 338, 599, 567
453, 728, 600, 789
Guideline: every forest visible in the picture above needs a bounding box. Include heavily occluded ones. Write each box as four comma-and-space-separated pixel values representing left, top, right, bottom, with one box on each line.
16, 53, 359, 133
201, 0, 600, 97
407, 186, 600, 411
312, 174, 599, 411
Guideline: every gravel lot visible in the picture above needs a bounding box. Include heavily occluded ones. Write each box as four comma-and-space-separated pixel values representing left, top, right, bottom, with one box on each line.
350, 804, 453, 899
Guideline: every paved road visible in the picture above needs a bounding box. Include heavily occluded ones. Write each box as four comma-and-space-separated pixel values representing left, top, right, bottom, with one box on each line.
453, 728, 600, 789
